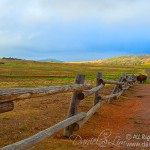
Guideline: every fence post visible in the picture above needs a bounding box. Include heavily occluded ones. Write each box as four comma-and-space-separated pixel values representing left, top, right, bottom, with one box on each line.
64, 74, 85, 137
94, 72, 102, 105
108, 74, 126, 103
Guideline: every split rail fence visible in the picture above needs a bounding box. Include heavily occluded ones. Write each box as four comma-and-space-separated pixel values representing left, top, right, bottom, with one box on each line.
0, 72, 136, 150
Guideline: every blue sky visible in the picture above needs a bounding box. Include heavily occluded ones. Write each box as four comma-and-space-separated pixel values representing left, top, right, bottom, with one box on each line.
0, 0, 150, 61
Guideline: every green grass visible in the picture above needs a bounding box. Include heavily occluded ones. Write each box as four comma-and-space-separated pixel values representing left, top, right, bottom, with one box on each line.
0, 59, 149, 88
47, 77, 74, 81
2, 116, 10, 120
19, 125, 27, 131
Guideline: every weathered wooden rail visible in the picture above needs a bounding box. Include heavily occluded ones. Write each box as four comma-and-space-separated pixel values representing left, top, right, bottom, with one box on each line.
0, 72, 136, 150
0, 84, 92, 113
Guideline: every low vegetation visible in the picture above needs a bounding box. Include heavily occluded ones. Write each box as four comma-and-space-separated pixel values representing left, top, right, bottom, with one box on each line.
0, 55, 149, 149
86, 55, 150, 65
0, 55, 149, 88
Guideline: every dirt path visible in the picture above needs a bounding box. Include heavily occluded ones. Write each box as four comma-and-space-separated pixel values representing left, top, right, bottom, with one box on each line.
69, 84, 150, 150
0, 84, 150, 150
34, 84, 150, 150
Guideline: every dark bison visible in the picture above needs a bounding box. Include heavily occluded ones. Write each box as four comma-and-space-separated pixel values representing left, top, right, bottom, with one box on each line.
0, 62, 5, 64
137, 74, 147, 84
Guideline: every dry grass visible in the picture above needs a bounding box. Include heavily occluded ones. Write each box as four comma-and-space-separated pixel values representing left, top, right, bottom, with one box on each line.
0, 59, 149, 149
0, 59, 149, 88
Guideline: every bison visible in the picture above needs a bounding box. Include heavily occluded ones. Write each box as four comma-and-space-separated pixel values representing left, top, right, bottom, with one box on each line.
0, 62, 5, 64
137, 74, 147, 84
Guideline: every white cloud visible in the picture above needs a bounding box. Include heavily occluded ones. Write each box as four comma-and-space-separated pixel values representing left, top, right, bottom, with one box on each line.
0, 0, 150, 58
0, 0, 150, 26
29, 0, 150, 25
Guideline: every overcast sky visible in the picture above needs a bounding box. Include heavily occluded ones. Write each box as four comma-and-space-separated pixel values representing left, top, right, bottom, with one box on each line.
0, 0, 150, 61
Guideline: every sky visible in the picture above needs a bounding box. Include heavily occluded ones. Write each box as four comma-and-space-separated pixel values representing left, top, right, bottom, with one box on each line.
0, 0, 150, 62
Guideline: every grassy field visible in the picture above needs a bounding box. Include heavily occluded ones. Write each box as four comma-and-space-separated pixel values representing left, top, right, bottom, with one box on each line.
0, 59, 149, 88
0, 59, 150, 149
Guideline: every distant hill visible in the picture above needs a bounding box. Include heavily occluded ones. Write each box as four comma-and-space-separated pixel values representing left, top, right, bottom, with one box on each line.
86, 55, 150, 65
0, 57, 63, 63
2, 57, 23, 60
38, 58, 63, 62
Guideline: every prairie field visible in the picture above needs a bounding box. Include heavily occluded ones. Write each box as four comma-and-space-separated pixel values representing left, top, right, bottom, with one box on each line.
0, 0, 150, 149
0, 59, 149, 149
0, 59, 149, 88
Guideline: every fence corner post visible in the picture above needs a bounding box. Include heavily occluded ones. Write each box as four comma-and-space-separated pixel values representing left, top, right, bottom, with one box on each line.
64, 74, 85, 137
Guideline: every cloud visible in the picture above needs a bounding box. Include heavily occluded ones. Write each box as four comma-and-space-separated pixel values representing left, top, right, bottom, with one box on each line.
28, 0, 150, 25
1, 0, 150, 26
0, 0, 150, 61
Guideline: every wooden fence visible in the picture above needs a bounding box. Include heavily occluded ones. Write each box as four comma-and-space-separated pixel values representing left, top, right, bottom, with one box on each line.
0, 72, 136, 150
